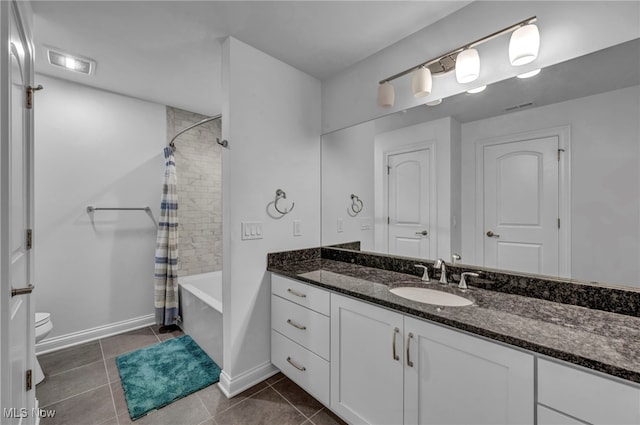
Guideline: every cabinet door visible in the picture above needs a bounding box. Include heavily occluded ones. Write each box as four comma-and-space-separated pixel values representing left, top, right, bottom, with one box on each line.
404, 317, 534, 425
331, 294, 404, 425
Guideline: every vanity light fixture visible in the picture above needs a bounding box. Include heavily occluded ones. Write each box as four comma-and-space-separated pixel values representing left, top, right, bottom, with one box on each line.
425, 98, 442, 106
517, 68, 541, 79
466, 85, 487, 94
455, 48, 480, 84
47, 48, 96, 75
377, 16, 538, 108
509, 24, 540, 66
411, 66, 432, 97
377, 81, 395, 108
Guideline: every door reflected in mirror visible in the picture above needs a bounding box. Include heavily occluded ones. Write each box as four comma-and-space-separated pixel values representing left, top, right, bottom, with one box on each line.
321, 39, 640, 289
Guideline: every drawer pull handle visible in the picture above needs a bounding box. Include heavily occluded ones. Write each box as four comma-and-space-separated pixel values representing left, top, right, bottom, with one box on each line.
407, 333, 414, 367
287, 288, 307, 298
287, 319, 307, 330
392, 327, 400, 361
286, 356, 306, 371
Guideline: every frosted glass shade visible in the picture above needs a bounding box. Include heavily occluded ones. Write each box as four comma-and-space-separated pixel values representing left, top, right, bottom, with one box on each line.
455, 48, 480, 84
377, 82, 394, 108
509, 24, 540, 66
411, 66, 432, 98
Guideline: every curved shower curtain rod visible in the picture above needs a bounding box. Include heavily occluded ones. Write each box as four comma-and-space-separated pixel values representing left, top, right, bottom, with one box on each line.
169, 114, 227, 151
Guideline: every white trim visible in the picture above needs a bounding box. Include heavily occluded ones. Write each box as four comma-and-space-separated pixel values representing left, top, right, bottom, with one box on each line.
473, 126, 572, 278
217, 361, 279, 398
35, 314, 155, 355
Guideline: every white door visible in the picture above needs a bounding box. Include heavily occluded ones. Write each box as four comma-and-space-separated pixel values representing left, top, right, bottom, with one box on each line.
330, 293, 404, 425
404, 317, 534, 425
483, 136, 559, 275
388, 149, 434, 258
1, 1, 36, 424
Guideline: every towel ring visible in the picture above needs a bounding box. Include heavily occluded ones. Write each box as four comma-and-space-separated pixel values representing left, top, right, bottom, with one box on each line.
274, 189, 295, 215
348, 194, 364, 217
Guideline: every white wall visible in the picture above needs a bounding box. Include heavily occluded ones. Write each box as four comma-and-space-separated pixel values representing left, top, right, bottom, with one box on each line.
322, 1, 640, 133
322, 121, 376, 250
34, 75, 166, 346
461, 86, 640, 288
220, 37, 321, 394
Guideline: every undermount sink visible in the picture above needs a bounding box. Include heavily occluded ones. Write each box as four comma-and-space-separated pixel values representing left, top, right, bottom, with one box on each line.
389, 286, 473, 307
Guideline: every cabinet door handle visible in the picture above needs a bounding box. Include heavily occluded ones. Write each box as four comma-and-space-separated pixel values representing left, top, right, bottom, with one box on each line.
286, 356, 306, 371
392, 327, 400, 361
287, 288, 307, 298
286, 319, 307, 330
407, 333, 414, 367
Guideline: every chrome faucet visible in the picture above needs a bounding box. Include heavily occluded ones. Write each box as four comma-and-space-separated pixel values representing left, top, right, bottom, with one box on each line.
434, 259, 448, 285
414, 264, 430, 283
458, 272, 480, 289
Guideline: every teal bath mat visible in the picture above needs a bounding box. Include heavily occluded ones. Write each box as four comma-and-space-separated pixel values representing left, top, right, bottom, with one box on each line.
116, 335, 220, 420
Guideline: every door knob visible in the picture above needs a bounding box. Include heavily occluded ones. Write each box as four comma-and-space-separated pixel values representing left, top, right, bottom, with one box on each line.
486, 231, 500, 238
415, 230, 428, 236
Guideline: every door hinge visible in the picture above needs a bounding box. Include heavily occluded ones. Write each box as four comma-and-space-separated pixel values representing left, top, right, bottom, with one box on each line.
26, 85, 43, 110
557, 218, 561, 229
26, 369, 32, 391
387, 165, 391, 175
26, 229, 32, 250
557, 148, 565, 161
387, 216, 390, 225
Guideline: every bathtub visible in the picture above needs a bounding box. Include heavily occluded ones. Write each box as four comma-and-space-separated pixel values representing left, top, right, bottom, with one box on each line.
179, 271, 223, 368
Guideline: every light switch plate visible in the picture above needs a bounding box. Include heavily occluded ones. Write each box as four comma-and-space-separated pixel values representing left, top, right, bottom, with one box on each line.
337, 218, 343, 233
241, 221, 263, 240
293, 220, 302, 236
360, 217, 373, 230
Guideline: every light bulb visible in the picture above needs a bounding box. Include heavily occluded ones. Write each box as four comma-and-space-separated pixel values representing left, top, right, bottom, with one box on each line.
517, 69, 541, 79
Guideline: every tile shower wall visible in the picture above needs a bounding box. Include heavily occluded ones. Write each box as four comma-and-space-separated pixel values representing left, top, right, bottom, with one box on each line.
167, 107, 222, 275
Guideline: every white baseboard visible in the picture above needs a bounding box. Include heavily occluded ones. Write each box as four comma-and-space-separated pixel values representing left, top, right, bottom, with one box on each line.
218, 361, 279, 398
36, 314, 156, 355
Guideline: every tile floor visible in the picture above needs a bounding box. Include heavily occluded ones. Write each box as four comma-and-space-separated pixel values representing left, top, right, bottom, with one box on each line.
36, 326, 346, 425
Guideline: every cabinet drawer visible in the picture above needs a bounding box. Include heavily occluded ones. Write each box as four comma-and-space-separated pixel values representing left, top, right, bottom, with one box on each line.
272, 295, 330, 360
537, 405, 587, 425
538, 359, 640, 424
271, 330, 330, 406
271, 274, 330, 316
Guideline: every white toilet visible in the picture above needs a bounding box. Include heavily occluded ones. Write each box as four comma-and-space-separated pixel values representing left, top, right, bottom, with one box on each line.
35, 312, 53, 384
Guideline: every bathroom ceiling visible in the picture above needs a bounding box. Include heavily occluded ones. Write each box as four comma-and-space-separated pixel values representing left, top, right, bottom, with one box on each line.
31, 1, 470, 116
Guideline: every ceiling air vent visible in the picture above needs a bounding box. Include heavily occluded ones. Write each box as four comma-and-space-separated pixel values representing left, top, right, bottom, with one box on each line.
505, 102, 534, 112
47, 49, 95, 75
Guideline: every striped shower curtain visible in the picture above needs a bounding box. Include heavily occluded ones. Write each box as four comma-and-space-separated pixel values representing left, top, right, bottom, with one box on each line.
154, 146, 179, 326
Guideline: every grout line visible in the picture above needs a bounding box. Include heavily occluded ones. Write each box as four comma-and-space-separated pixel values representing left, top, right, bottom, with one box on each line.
44, 354, 105, 378
40, 383, 111, 409
149, 325, 162, 342
100, 340, 120, 425
306, 408, 325, 425
194, 390, 214, 423
265, 373, 285, 387
269, 384, 314, 420
213, 385, 271, 417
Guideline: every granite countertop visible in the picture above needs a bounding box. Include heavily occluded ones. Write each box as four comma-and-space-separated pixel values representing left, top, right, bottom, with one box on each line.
268, 258, 640, 385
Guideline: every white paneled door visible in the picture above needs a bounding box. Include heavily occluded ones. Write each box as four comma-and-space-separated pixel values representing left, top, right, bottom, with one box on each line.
387, 148, 434, 258
483, 136, 559, 275
1, 2, 35, 424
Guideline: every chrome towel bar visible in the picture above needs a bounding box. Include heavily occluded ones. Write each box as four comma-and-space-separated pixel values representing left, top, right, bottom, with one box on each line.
86, 206, 151, 214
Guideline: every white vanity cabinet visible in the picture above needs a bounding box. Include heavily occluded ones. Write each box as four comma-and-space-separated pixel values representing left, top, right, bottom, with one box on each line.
404, 316, 534, 425
330, 293, 405, 425
330, 294, 534, 425
271, 274, 331, 405
537, 358, 640, 425
270, 273, 639, 425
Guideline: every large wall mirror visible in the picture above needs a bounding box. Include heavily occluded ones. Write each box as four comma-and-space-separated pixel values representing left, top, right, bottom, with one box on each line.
321, 39, 640, 289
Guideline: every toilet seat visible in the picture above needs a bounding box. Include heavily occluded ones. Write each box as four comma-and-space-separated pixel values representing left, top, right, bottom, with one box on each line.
35, 312, 50, 327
